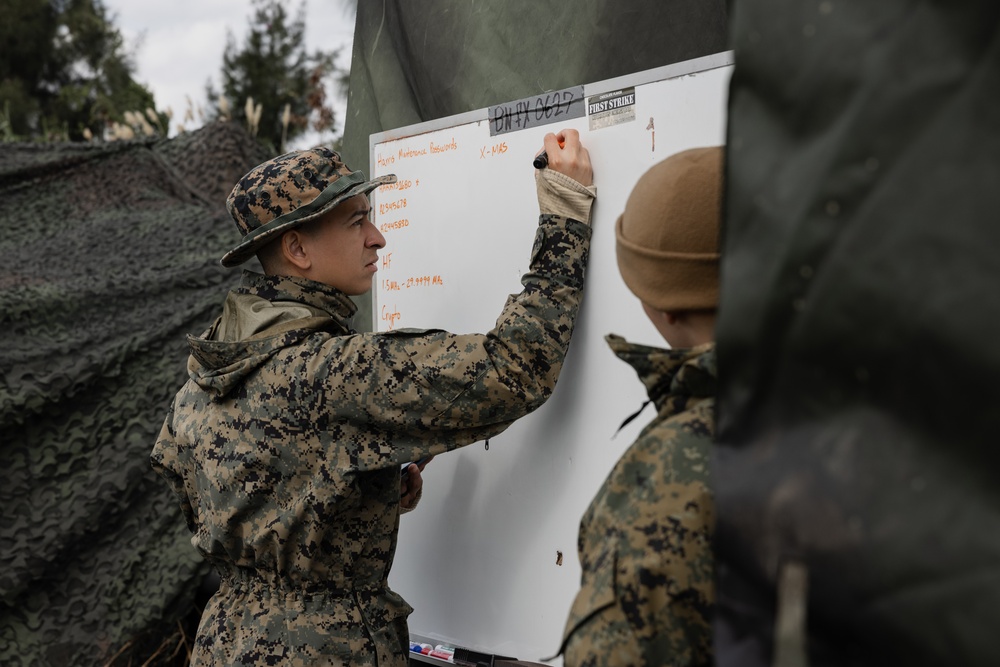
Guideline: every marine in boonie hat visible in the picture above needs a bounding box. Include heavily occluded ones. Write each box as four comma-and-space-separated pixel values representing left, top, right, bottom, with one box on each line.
221, 147, 397, 267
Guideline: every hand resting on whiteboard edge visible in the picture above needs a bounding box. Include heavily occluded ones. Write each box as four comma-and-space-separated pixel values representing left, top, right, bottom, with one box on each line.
536, 129, 597, 224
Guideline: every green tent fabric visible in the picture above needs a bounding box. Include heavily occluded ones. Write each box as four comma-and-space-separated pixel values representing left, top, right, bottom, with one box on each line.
714, 2, 1000, 665
0, 122, 270, 666
341, 0, 729, 168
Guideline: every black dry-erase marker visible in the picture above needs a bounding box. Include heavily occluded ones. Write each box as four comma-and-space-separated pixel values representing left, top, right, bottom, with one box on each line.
533, 140, 565, 169
400, 456, 432, 478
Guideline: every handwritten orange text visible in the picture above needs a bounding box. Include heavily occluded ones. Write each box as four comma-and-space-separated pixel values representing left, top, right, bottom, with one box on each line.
381, 303, 402, 330
378, 198, 407, 215
430, 138, 457, 153
398, 147, 427, 159
404, 275, 444, 288
379, 218, 410, 233
480, 142, 508, 159
381, 276, 444, 291
380, 178, 417, 192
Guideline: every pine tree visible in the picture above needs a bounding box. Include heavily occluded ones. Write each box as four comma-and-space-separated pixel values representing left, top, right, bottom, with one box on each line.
208, 0, 342, 152
0, 0, 158, 141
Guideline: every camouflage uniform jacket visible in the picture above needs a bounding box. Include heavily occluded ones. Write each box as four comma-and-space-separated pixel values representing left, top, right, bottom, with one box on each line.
560, 336, 717, 667
151, 213, 591, 667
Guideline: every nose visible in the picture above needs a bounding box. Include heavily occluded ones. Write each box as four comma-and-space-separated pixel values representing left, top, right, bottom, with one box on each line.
366, 220, 386, 249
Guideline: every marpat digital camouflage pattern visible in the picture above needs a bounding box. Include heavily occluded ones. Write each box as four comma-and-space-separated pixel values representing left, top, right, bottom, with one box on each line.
151, 212, 591, 666
560, 336, 716, 667
221, 146, 396, 267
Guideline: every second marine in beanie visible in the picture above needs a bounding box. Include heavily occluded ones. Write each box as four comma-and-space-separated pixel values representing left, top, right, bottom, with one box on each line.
559, 145, 723, 667
615, 146, 723, 311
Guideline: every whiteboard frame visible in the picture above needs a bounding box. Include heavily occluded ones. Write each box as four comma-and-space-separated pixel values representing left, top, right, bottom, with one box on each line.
369, 50, 733, 150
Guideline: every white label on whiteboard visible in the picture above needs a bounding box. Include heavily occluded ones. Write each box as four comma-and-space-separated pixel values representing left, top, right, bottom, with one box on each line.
587, 86, 637, 131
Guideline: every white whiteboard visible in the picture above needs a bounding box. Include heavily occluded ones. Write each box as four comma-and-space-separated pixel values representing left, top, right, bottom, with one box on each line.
369, 53, 732, 663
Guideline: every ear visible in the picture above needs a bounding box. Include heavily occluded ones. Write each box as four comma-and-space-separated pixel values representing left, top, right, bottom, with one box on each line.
282, 230, 311, 271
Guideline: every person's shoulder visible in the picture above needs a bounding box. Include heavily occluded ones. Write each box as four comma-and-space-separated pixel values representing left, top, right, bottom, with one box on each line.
609, 403, 714, 491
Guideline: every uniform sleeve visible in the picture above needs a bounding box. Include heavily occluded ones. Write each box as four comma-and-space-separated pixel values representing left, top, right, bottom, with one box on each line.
316, 213, 592, 468
149, 403, 199, 535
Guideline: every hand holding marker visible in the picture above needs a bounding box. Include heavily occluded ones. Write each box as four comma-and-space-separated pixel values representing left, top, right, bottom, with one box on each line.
400, 455, 432, 479
533, 138, 566, 169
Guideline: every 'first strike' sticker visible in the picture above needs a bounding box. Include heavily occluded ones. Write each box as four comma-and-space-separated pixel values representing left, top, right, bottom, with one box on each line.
588, 87, 636, 131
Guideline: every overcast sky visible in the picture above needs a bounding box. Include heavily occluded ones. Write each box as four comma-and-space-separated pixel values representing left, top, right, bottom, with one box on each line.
104, 0, 355, 148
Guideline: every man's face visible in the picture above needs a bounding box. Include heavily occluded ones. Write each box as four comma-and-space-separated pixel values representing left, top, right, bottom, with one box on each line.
301, 194, 386, 295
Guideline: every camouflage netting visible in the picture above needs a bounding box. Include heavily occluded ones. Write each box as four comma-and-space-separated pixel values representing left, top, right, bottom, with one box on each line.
0, 122, 271, 666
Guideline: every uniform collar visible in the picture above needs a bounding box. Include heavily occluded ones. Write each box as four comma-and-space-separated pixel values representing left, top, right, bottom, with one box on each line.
236, 270, 359, 323
606, 334, 717, 418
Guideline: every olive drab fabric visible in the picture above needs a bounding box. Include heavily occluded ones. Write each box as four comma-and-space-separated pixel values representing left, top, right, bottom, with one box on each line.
151, 209, 593, 666
714, 2, 1000, 666
340, 1, 729, 169
0, 122, 271, 666
560, 337, 716, 667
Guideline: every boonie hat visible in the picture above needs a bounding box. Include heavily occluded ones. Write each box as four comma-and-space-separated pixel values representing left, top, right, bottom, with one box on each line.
615, 146, 723, 312
221, 147, 397, 267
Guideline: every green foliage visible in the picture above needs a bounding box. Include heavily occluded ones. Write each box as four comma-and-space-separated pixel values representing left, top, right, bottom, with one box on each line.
208, 0, 343, 152
0, 0, 158, 141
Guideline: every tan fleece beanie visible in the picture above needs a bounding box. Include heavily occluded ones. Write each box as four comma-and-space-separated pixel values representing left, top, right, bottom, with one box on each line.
615, 146, 723, 312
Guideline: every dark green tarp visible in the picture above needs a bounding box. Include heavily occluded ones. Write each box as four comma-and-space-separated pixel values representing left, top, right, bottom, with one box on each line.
0, 122, 269, 665
341, 0, 729, 167
715, 2, 1000, 665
